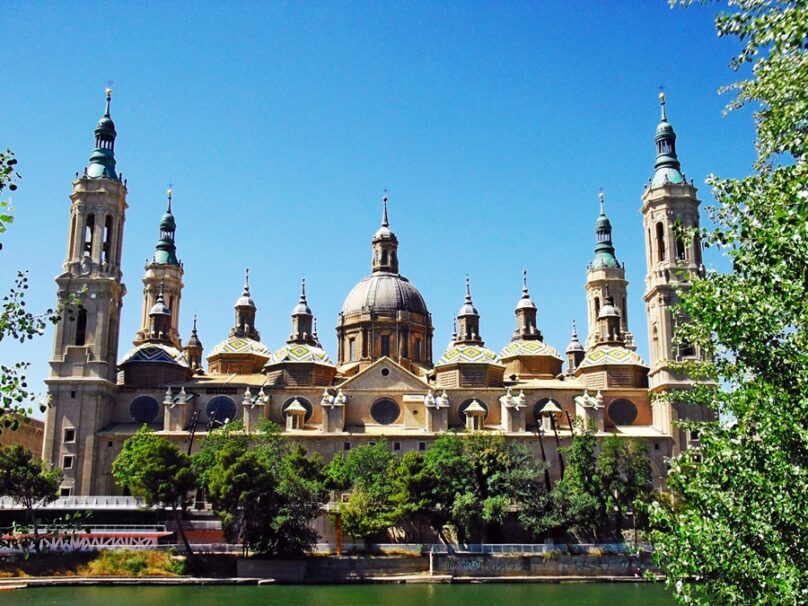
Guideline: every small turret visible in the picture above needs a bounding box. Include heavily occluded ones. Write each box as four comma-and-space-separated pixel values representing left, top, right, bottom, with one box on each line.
230, 269, 260, 341
565, 320, 585, 374
455, 275, 483, 346
371, 191, 399, 273
153, 187, 179, 265
288, 278, 316, 346
652, 90, 684, 186
183, 313, 204, 371
591, 191, 620, 269
597, 288, 624, 345
511, 270, 542, 341
147, 281, 172, 343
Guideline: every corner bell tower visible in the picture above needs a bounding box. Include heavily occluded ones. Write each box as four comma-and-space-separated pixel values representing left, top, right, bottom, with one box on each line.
584, 191, 635, 351
642, 92, 705, 392
44, 88, 128, 496
133, 187, 184, 349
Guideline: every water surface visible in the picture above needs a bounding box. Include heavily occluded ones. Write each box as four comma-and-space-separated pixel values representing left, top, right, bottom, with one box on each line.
4, 583, 676, 606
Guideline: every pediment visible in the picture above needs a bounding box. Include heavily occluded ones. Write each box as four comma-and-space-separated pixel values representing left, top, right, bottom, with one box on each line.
338, 357, 431, 392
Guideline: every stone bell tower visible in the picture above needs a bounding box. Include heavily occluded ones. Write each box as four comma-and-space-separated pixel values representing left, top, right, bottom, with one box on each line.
43, 88, 128, 496
642, 92, 705, 392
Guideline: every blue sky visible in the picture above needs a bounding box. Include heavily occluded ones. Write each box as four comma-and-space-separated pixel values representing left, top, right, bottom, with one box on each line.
1, 1, 755, 414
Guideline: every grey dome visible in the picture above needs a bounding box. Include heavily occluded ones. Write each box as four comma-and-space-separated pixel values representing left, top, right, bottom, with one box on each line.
342, 272, 428, 316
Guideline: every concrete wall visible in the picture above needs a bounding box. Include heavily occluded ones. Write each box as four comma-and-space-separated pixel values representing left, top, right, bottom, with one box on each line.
430, 553, 652, 577
237, 556, 428, 582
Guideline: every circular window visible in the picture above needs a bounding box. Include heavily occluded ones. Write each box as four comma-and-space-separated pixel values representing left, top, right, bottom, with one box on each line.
282, 397, 313, 422
370, 398, 401, 425
608, 398, 638, 425
206, 396, 237, 425
458, 399, 489, 421
381, 368, 390, 377
130, 396, 160, 425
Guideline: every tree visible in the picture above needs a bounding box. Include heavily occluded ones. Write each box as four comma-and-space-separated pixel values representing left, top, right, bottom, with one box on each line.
324, 439, 400, 542
597, 437, 652, 538
649, 2, 808, 604
197, 422, 325, 557
112, 426, 197, 554
0, 444, 61, 553
0, 150, 74, 434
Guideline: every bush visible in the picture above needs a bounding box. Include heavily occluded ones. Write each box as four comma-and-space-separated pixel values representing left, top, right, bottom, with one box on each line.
81, 549, 185, 577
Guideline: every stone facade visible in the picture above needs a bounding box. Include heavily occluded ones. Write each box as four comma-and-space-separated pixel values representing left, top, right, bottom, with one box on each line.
43, 90, 708, 497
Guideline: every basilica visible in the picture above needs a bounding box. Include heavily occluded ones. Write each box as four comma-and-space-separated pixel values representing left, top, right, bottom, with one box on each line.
42, 89, 711, 496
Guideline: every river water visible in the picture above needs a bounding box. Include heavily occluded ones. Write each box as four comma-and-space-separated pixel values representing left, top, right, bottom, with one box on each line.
3, 583, 677, 605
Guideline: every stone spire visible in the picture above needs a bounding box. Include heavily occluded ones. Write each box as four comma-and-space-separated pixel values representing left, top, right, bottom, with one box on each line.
183, 313, 204, 371
565, 319, 585, 373
153, 186, 179, 265
288, 277, 317, 346
86, 87, 118, 179
230, 269, 260, 340
147, 280, 172, 343
592, 190, 619, 269
371, 191, 399, 274
455, 275, 484, 346
511, 270, 542, 342
652, 90, 684, 186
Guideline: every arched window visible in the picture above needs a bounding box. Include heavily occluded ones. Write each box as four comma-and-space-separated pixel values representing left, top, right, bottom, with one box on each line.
206, 396, 237, 425
75, 306, 87, 346
655, 222, 666, 262
102, 215, 113, 264
594, 296, 601, 319
414, 339, 422, 362
69, 215, 77, 257
458, 399, 489, 421
607, 398, 638, 425
675, 237, 686, 261
381, 250, 388, 265
130, 395, 160, 425
83, 214, 95, 256
283, 397, 313, 422
532, 397, 553, 426
370, 398, 401, 425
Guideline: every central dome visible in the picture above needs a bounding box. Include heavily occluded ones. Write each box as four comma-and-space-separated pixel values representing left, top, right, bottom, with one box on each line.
342, 272, 428, 316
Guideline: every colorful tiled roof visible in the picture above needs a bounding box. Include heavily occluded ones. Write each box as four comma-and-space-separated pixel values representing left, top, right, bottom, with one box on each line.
119, 343, 188, 367
208, 336, 271, 360
577, 345, 647, 369
437, 344, 500, 366
270, 344, 333, 365
499, 340, 562, 361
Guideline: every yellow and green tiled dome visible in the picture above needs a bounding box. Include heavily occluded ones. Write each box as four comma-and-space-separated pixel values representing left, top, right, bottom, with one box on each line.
270, 343, 333, 365
437, 343, 500, 366
119, 343, 189, 367
499, 340, 562, 361
208, 336, 271, 360
578, 345, 647, 369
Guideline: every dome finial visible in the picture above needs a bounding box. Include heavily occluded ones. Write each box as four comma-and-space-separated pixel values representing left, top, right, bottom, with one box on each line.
104, 83, 113, 117
659, 85, 667, 121
452, 317, 458, 340
300, 276, 307, 302
599, 187, 605, 215
465, 274, 472, 303
381, 190, 389, 228
166, 183, 173, 213
192, 312, 198, 333
572, 318, 578, 338
243, 268, 251, 296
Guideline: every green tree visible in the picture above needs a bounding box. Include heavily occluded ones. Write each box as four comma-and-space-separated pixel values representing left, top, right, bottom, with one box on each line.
0, 151, 71, 433
112, 427, 197, 554
198, 422, 325, 556
649, 2, 808, 604
597, 437, 652, 539
0, 444, 61, 553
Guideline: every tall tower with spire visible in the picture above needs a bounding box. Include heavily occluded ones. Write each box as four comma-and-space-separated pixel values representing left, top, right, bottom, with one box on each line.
43, 88, 128, 495
584, 191, 634, 351
134, 187, 184, 348
642, 92, 705, 392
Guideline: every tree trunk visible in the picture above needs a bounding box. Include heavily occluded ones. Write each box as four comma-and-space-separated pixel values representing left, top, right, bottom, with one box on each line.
174, 507, 194, 557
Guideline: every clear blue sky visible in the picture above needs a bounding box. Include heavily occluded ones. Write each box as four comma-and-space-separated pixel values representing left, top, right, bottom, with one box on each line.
1, 1, 755, 415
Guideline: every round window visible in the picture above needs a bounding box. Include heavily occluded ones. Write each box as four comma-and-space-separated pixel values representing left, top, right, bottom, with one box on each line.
206, 396, 237, 425
130, 396, 160, 425
608, 398, 638, 425
458, 399, 489, 421
370, 398, 401, 425
282, 397, 313, 422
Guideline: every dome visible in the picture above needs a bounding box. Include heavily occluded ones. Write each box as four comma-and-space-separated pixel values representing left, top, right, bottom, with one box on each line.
437, 343, 499, 366
341, 272, 428, 316
270, 343, 333, 366
235, 290, 255, 309
119, 343, 188, 367
596, 213, 612, 231
500, 340, 562, 361
652, 167, 685, 186
150, 298, 170, 316
373, 225, 396, 240
208, 336, 271, 360
655, 120, 675, 139
577, 345, 647, 370
159, 211, 176, 231
95, 115, 116, 137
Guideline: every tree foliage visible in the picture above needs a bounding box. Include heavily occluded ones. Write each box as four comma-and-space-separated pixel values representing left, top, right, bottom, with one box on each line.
112, 426, 197, 554
194, 421, 326, 557
0, 444, 61, 554
649, 2, 808, 604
